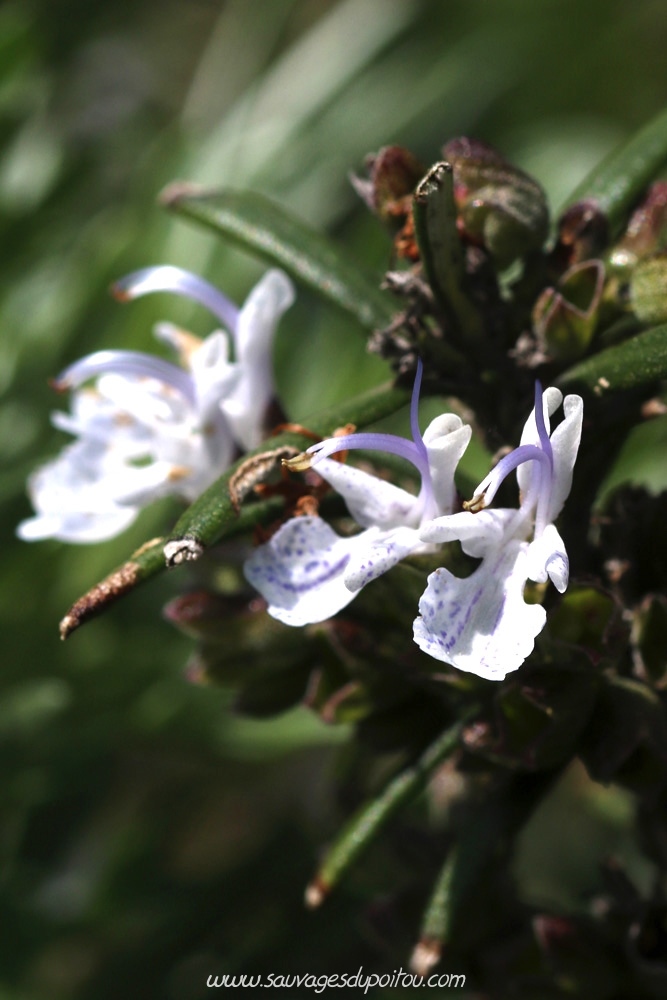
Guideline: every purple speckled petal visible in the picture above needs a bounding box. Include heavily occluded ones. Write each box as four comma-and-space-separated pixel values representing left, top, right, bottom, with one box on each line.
243, 516, 366, 626
413, 540, 547, 681
344, 524, 421, 591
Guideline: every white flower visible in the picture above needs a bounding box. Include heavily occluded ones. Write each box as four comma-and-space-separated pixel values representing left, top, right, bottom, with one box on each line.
17, 267, 294, 544
413, 384, 583, 681
244, 362, 471, 625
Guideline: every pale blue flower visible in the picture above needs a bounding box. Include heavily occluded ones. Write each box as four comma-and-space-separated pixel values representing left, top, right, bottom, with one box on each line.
244, 362, 471, 625
18, 267, 294, 543
414, 384, 583, 681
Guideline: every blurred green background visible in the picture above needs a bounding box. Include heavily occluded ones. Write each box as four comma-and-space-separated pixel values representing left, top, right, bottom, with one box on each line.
2, 0, 667, 995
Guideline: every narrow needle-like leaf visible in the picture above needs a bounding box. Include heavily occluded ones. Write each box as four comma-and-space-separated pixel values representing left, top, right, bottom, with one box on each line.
560, 106, 667, 237
305, 709, 477, 907
161, 183, 395, 331
559, 323, 667, 393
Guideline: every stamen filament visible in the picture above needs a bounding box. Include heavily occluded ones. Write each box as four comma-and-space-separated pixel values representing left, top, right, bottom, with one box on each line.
306, 358, 432, 481
410, 359, 428, 461
308, 432, 430, 480
474, 443, 551, 508
533, 380, 554, 472
112, 266, 240, 334
54, 350, 197, 406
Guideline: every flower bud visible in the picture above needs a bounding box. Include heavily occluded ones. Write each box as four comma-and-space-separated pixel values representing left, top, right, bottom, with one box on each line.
234, 661, 312, 718
442, 137, 549, 268
609, 181, 667, 274
533, 259, 605, 361
462, 666, 598, 771
630, 252, 667, 323
351, 146, 424, 222
553, 199, 609, 270
163, 590, 246, 641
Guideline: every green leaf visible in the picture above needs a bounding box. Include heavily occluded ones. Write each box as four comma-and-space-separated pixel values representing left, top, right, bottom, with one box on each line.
305, 711, 476, 905
60, 379, 410, 638
595, 414, 667, 508
561, 106, 667, 237
412, 162, 484, 343
161, 183, 395, 331
559, 324, 667, 392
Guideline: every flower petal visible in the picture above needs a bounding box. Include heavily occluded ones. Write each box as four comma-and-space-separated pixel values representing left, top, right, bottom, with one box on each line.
314, 457, 420, 529
243, 515, 362, 626
546, 393, 583, 522
223, 269, 295, 450
527, 522, 569, 591
420, 507, 516, 558
16, 508, 138, 544
55, 350, 197, 407
413, 540, 547, 681
516, 386, 562, 497
343, 524, 421, 591
109, 460, 189, 507
423, 415, 472, 515
92, 373, 189, 428
16, 446, 139, 543
188, 331, 241, 417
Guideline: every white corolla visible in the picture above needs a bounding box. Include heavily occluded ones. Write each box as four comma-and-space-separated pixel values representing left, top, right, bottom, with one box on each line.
17, 266, 294, 543
413, 383, 583, 681
244, 362, 472, 625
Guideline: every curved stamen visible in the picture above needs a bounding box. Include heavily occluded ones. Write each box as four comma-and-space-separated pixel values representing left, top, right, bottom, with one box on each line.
472, 443, 551, 508
112, 266, 240, 334
284, 361, 441, 520
410, 359, 428, 461
533, 380, 553, 473
308, 431, 431, 481
305, 359, 432, 483
54, 350, 197, 406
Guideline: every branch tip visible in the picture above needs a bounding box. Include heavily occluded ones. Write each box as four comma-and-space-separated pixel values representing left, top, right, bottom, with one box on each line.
409, 937, 441, 978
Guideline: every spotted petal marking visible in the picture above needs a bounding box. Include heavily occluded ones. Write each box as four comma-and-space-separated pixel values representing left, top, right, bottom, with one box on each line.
244, 516, 363, 626
413, 541, 547, 681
